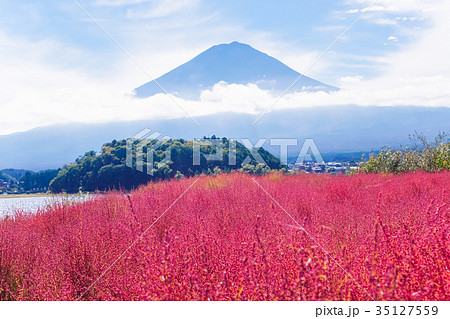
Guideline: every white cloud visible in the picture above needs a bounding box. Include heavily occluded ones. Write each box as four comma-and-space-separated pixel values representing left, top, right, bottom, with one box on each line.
339, 75, 364, 83
362, 5, 385, 12
314, 25, 347, 32
372, 18, 398, 25
387, 36, 398, 41
124, 0, 201, 19
346, 5, 385, 13
93, 0, 153, 6
340, 0, 450, 93
347, 0, 436, 13
375, 1, 450, 78
345, 0, 436, 27
92, 0, 202, 19
397, 16, 419, 21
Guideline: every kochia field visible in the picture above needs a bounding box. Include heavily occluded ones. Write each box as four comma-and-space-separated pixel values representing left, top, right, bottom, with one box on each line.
0, 172, 448, 300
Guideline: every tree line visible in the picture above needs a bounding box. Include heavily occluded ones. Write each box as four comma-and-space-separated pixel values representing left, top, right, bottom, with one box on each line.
1, 169, 59, 193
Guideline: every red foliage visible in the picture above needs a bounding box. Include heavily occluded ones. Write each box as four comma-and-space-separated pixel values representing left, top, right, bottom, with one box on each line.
0, 172, 449, 300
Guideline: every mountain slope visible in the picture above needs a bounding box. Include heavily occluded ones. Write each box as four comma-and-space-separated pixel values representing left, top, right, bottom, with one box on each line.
135, 41, 337, 99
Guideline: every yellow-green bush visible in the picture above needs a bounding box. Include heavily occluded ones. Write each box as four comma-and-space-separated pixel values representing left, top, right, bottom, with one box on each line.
359, 132, 449, 173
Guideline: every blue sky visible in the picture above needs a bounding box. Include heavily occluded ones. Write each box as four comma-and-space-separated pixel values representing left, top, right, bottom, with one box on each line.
0, 0, 449, 134
0, 0, 418, 81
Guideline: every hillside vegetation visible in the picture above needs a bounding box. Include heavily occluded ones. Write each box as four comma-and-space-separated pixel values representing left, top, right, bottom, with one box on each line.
49, 138, 284, 193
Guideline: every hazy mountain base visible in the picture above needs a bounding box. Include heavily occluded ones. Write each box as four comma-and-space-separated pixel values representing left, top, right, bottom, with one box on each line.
0, 106, 449, 170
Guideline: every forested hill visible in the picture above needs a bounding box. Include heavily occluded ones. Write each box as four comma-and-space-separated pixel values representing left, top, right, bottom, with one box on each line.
49, 137, 284, 193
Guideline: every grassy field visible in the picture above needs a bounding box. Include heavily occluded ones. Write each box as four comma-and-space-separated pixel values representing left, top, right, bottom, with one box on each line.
0, 172, 448, 300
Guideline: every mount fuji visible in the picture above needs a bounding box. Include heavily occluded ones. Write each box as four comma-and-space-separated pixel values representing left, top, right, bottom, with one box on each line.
134, 41, 338, 99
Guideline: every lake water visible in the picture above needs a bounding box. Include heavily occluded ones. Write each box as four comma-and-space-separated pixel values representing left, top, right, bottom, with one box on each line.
0, 195, 94, 218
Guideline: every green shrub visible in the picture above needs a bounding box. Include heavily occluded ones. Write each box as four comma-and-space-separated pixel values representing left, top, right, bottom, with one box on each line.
359, 131, 449, 173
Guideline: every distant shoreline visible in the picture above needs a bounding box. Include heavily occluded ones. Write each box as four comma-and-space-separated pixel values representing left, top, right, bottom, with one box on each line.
0, 193, 54, 199
0, 192, 98, 199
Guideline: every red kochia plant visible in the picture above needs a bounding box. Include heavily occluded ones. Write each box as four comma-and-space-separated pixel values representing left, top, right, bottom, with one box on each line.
0, 172, 448, 300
